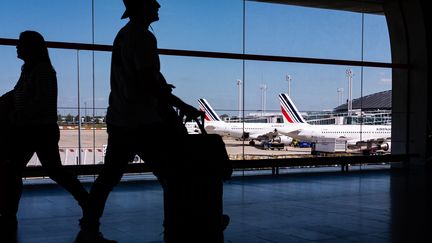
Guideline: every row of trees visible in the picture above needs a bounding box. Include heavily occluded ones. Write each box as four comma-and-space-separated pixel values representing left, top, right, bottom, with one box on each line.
57, 114, 105, 125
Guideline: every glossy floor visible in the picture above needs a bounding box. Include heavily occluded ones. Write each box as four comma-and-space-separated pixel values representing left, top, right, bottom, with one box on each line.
15, 168, 431, 242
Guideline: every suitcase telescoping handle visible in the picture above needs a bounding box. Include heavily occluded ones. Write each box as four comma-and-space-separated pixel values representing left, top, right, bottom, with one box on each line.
194, 114, 208, 135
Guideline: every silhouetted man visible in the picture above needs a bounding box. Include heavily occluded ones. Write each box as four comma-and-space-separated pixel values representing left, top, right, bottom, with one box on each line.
0, 31, 89, 242
75, 1, 201, 242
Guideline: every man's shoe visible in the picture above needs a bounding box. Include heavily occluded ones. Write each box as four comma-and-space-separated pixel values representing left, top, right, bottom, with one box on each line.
221, 214, 230, 231
74, 230, 118, 243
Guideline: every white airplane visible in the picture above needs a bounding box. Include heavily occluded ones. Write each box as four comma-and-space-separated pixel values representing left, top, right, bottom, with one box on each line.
277, 93, 391, 152
198, 98, 292, 145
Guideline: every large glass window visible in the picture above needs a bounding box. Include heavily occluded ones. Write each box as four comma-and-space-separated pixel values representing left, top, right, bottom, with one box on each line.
0, 46, 21, 94
0, 1, 401, 173
246, 2, 363, 60
0, 0, 92, 43
94, 0, 244, 53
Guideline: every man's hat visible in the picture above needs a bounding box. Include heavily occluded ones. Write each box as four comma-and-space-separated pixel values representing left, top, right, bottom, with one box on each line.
121, 0, 157, 19
121, 0, 133, 19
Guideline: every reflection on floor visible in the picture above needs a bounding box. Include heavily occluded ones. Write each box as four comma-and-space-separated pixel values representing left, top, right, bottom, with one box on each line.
16, 168, 432, 242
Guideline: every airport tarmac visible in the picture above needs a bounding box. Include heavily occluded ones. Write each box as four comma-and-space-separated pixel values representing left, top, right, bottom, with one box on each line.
223, 138, 311, 159
58, 130, 309, 154
25, 130, 310, 166
58, 130, 310, 156
58, 129, 108, 149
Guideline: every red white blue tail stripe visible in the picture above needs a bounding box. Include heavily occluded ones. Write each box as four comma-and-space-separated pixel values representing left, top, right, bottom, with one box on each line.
198, 98, 222, 122
279, 93, 306, 123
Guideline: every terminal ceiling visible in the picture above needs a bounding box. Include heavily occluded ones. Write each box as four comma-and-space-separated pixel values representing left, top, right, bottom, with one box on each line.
248, 0, 385, 15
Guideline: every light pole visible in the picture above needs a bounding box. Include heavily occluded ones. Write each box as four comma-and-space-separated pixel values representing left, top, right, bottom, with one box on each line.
346, 69, 353, 116
286, 75, 292, 97
260, 84, 267, 116
337, 88, 344, 105
84, 102, 87, 124
236, 79, 242, 118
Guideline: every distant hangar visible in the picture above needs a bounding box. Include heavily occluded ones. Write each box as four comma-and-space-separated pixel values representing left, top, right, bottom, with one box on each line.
334, 90, 392, 112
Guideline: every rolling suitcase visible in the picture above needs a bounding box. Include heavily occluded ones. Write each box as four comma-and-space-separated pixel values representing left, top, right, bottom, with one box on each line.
163, 117, 232, 243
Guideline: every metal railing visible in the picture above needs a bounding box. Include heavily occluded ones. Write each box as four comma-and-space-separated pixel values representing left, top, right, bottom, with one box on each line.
21, 154, 408, 178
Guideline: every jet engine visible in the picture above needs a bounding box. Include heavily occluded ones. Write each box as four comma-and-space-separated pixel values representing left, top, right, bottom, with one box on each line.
378, 142, 391, 151
273, 135, 293, 145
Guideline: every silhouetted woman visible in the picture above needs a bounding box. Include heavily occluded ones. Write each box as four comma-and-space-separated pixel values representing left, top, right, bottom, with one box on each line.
0, 31, 88, 240
0, 87, 15, 242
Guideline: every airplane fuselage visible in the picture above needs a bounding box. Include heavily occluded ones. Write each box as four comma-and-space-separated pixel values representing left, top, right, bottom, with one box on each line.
280, 124, 391, 144
204, 121, 289, 141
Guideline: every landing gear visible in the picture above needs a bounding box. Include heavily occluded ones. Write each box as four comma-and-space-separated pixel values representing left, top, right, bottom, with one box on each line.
249, 140, 255, 146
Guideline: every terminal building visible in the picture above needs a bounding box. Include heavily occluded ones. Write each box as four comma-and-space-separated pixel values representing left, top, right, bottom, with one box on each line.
307, 90, 392, 125
244, 90, 392, 125
1, 0, 432, 242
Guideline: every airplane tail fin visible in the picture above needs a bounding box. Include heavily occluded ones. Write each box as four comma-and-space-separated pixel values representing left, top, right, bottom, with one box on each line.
198, 98, 222, 122
278, 93, 307, 124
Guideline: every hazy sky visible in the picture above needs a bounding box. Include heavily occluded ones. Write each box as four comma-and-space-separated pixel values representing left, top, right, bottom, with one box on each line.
0, 0, 391, 116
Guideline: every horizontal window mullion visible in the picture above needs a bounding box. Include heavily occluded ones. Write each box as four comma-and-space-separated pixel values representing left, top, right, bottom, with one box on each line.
0, 37, 408, 69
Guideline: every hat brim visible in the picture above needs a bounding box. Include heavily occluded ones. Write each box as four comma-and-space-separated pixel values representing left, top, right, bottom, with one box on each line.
121, 10, 129, 19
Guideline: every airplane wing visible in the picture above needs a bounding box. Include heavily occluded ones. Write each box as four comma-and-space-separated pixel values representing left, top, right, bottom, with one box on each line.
278, 128, 302, 137
252, 129, 279, 141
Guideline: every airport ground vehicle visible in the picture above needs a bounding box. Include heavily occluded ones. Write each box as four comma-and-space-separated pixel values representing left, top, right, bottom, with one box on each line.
311, 137, 347, 155
259, 140, 285, 150
298, 141, 312, 148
